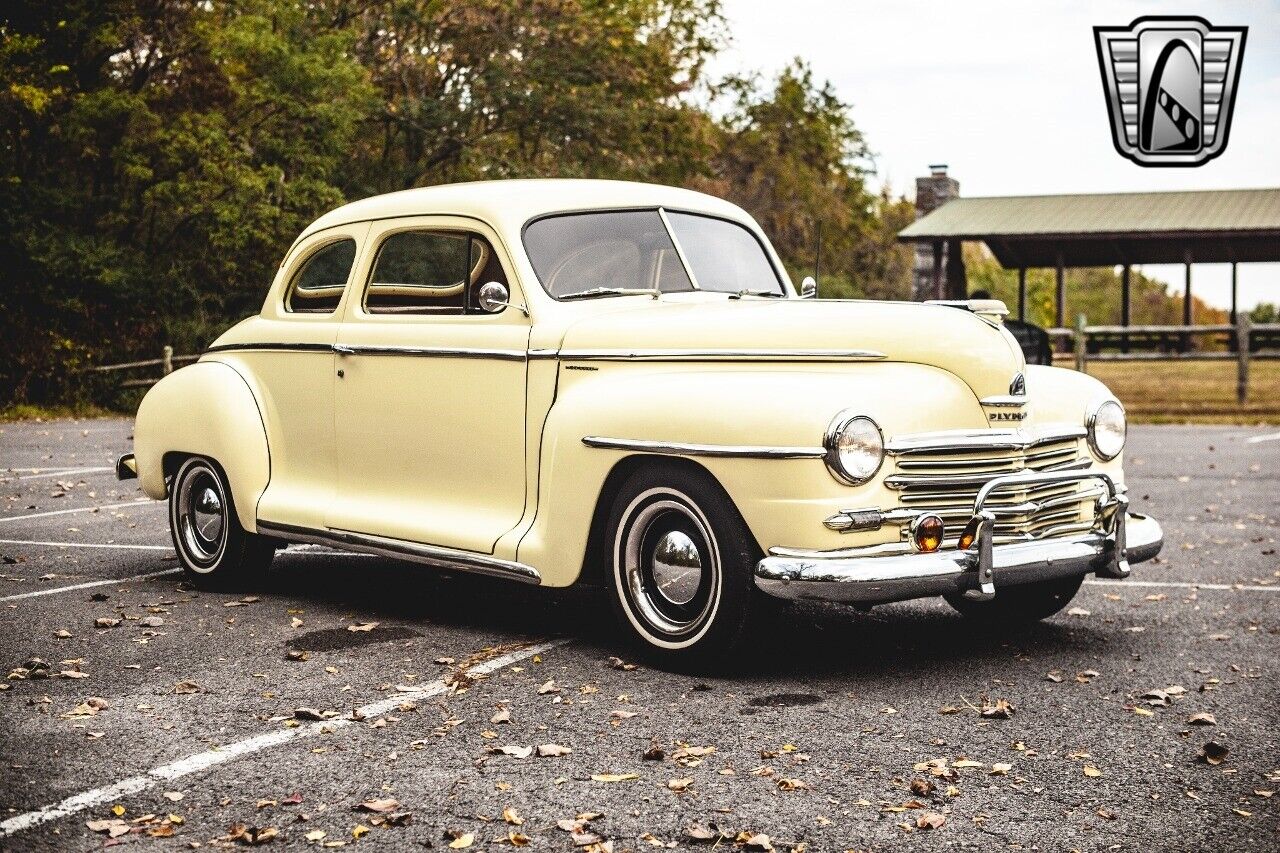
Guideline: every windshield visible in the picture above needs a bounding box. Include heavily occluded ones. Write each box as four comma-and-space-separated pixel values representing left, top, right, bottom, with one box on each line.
523, 209, 785, 299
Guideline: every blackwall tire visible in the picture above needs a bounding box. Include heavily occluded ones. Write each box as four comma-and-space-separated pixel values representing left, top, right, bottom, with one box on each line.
605, 461, 766, 667
169, 456, 275, 590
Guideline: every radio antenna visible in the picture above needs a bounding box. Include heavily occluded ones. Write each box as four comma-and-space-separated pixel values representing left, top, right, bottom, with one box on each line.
814, 220, 822, 286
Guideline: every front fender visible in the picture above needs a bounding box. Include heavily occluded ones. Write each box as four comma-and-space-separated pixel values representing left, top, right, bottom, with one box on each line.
516, 362, 987, 585
133, 361, 270, 532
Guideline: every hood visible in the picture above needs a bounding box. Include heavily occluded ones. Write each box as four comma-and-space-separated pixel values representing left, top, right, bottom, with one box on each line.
556, 298, 1026, 401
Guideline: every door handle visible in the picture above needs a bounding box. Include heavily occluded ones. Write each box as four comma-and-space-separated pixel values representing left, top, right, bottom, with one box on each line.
332, 344, 356, 355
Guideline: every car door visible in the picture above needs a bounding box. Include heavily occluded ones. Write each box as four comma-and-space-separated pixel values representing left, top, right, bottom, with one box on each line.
251, 225, 368, 531
328, 216, 530, 554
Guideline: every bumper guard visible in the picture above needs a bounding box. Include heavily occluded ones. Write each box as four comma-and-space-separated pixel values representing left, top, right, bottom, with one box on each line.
755, 470, 1163, 605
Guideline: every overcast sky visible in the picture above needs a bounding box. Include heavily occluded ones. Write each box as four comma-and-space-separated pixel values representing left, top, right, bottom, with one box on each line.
712, 0, 1280, 311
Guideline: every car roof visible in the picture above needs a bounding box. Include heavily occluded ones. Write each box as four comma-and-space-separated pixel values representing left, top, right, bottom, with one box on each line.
299, 179, 752, 241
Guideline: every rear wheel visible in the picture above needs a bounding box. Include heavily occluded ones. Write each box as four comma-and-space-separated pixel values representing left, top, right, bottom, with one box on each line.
169, 456, 275, 589
944, 574, 1084, 622
606, 462, 767, 666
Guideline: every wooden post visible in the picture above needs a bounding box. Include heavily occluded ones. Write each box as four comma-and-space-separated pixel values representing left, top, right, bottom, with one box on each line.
1120, 265, 1131, 354
1074, 313, 1087, 374
162, 345, 174, 376
1054, 252, 1065, 329
1229, 262, 1238, 325
931, 241, 943, 300
1236, 312, 1250, 404
1182, 251, 1192, 352
1017, 267, 1026, 321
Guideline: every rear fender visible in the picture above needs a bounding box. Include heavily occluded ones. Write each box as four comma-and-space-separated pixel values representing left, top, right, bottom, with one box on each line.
133, 361, 270, 532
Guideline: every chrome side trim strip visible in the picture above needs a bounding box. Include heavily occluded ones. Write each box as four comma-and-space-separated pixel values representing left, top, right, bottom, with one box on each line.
559, 348, 887, 362
334, 344, 527, 361
979, 395, 1029, 407
582, 436, 825, 459
205, 342, 335, 355
256, 521, 541, 584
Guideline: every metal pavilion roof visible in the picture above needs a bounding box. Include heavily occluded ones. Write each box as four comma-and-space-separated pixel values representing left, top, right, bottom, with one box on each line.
898, 187, 1280, 267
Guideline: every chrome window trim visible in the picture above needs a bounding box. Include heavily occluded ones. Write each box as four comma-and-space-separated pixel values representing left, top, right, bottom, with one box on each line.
256, 520, 541, 584
558, 348, 887, 362
581, 436, 824, 459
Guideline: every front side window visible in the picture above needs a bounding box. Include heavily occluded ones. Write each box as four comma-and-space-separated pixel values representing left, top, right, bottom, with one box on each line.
286, 238, 357, 314
522, 209, 783, 299
365, 231, 507, 315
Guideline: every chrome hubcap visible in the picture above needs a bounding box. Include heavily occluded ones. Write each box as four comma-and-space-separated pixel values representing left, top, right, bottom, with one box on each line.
619, 494, 719, 639
650, 530, 702, 606
178, 467, 226, 566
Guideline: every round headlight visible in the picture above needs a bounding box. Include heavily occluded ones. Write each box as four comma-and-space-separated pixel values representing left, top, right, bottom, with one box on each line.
823, 413, 884, 484
1087, 399, 1126, 460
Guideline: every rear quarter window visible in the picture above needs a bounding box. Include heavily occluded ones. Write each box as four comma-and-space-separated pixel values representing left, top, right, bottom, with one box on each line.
286, 238, 358, 314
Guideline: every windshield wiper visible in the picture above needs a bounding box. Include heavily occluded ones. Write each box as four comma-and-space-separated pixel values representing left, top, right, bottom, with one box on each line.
560, 287, 661, 301
727, 289, 783, 299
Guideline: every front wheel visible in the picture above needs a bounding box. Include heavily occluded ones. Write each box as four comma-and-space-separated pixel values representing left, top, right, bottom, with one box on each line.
169, 456, 275, 589
944, 574, 1084, 622
606, 462, 768, 666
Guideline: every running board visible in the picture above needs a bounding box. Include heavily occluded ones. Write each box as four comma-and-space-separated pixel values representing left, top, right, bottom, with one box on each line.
256, 520, 541, 585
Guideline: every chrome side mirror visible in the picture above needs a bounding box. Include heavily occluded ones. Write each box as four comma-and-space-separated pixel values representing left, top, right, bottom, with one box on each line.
478, 281, 512, 313
800, 276, 818, 299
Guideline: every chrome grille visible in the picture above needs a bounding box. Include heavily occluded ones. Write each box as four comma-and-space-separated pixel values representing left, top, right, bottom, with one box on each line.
884, 428, 1098, 543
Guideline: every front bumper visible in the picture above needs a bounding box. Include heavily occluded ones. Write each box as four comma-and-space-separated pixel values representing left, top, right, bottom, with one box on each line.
755, 470, 1163, 605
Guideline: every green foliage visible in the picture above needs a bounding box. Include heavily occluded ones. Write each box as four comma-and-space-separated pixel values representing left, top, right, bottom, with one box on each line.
1251, 302, 1277, 324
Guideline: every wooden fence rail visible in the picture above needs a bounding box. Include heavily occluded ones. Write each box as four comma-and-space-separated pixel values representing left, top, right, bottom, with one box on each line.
1047, 314, 1280, 403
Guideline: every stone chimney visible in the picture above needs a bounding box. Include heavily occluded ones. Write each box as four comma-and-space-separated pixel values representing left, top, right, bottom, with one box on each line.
911, 164, 965, 300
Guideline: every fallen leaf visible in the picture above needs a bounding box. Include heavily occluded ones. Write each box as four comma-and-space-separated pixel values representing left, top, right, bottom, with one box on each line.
537, 743, 572, 757
162, 791, 184, 802
642, 741, 665, 761
1188, 712, 1217, 726
494, 745, 533, 759
305, 829, 326, 841
448, 832, 475, 848
916, 812, 946, 830
490, 707, 511, 724
668, 777, 694, 792
352, 824, 370, 839
173, 680, 200, 694
607, 656, 637, 671
1083, 765, 1103, 777
990, 763, 1013, 775
1066, 606, 1091, 617
347, 622, 378, 632
591, 773, 639, 782
356, 798, 399, 813
777, 778, 807, 791
139, 616, 164, 627
980, 698, 1015, 719
502, 807, 523, 826
537, 679, 559, 694
909, 778, 935, 796
1198, 741, 1229, 765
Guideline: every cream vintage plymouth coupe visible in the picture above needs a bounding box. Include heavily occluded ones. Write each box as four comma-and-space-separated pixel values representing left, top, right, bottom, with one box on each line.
118, 179, 1162, 661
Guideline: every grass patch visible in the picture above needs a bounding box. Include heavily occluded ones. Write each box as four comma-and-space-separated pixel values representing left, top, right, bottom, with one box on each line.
1083, 359, 1280, 425
0, 402, 120, 422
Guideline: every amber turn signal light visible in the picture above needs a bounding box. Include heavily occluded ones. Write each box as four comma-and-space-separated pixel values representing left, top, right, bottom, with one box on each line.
957, 518, 980, 551
912, 514, 945, 553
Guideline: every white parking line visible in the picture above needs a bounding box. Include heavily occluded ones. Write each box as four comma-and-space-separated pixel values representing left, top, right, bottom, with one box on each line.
1246, 431, 1280, 444
0, 539, 171, 551
1087, 579, 1279, 592
0, 499, 159, 524
0, 638, 571, 838
0, 569, 181, 602
7, 466, 114, 481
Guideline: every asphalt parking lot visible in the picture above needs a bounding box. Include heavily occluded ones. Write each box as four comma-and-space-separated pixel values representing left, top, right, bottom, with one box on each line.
0, 419, 1276, 852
